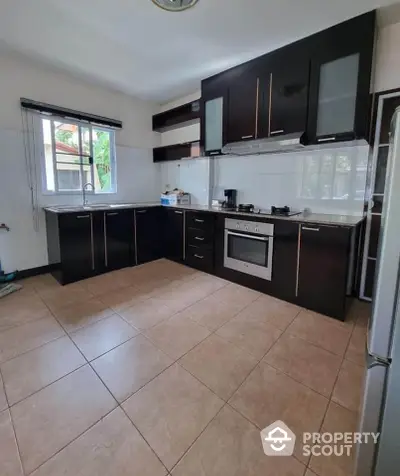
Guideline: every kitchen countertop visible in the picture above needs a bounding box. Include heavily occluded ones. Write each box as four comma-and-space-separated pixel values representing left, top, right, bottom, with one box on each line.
165, 204, 365, 227
43, 202, 160, 214
43, 203, 364, 227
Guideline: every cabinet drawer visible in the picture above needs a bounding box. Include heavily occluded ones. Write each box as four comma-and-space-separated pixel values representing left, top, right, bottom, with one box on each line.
186, 227, 214, 247
186, 245, 214, 271
186, 212, 215, 231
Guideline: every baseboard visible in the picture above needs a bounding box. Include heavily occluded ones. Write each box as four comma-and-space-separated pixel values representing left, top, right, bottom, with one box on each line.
16, 264, 56, 280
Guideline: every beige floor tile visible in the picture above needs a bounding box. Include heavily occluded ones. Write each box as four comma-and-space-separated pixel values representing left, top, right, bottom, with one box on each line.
179, 334, 257, 400
264, 334, 342, 397
171, 405, 305, 476
19, 274, 60, 294
0, 316, 65, 364
155, 284, 210, 314
229, 362, 328, 464
92, 335, 173, 402
332, 359, 365, 412
287, 310, 352, 356
144, 313, 211, 360
216, 314, 283, 359
305, 470, 318, 476
348, 300, 371, 329
11, 365, 116, 474
123, 364, 223, 469
38, 283, 92, 312
1, 336, 85, 405
189, 273, 229, 295
180, 294, 244, 331
345, 326, 367, 366
52, 298, 114, 333
0, 409, 23, 476
99, 285, 148, 312
0, 293, 51, 333
0, 373, 7, 411
309, 401, 359, 476
80, 272, 130, 296
30, 407, 167, 476
70, 315, 138, 361
237, 295, 301, 330
119, 298, 177, 330
211, 283, 260, 309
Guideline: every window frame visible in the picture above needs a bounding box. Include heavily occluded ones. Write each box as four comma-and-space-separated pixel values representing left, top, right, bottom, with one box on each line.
39, 114, 117, 195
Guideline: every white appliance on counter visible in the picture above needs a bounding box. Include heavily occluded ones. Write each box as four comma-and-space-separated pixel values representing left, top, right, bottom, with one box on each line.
355, 107, 400, 475
224, 218, 274, 281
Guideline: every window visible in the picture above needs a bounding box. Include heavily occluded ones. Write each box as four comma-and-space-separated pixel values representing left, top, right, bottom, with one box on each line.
41, 117, 116, 194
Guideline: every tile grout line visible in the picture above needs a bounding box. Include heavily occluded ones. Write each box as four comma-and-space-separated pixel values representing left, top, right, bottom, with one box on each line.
305, 317, 361, 474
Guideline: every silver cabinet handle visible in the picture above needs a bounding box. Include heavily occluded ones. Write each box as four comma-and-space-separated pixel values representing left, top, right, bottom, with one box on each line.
104, 214, 108, 267
194, 254, 204, 259
77, 214, 90, 219
194, 218, 204, 223
209, 151, 220, 156
106, 212, 118, 216
241, 135, 253, 139
270, 129, 284, 135
317, 136, 336, 142
174, 210, 183, 215
302, 226, 320, 232
136, 209, 147, 214
90, 214, 95, 270
195, 236, 204, 241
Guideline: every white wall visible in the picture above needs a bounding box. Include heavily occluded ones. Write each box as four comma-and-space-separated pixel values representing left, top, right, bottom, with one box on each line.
0, 50, 160, 273
375, 22, 400, 92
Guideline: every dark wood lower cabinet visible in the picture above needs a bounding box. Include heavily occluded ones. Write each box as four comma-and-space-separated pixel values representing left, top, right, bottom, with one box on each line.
297, 224, 351, 319
102, 210, 134, 271
163, 209, 185, 262
135, 208, 162, 265
49, 212, 96, 284
46, 207, 355, 321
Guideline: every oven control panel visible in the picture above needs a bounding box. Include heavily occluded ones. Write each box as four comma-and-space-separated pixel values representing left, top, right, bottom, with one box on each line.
225, 218, 274, 236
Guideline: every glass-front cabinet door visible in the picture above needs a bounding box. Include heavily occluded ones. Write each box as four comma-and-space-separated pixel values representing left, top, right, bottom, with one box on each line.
309, 51, 362, 144
204, 96, 224, 155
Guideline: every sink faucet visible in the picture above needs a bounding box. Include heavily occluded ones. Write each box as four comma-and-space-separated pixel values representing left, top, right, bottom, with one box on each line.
82, 182, 94, 206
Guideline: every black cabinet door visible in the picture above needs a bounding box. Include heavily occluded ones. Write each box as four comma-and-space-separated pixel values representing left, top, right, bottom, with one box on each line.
59, 213, 94, 281
307, 12, 375, 144
164, 209, 184, 262
269, 59, 310, 137
135, 208, 162, 265
298, 224, 350, 319
227, 70, 259, 143
103, 210, 134, 271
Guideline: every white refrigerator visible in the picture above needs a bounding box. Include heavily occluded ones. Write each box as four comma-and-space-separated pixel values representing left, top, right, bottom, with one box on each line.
355, 107, 400, 475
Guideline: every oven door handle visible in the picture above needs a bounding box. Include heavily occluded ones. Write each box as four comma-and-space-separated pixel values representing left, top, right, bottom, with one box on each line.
226, 230, 270, 241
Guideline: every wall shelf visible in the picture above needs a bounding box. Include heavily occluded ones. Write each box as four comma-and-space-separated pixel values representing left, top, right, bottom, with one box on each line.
152, 101, 200, 132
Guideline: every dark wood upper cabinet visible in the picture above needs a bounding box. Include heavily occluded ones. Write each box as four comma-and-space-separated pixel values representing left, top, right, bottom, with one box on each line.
307, 11, 375, 144
267, 56, 310, 138
226, 68, 260, 143
200, 10, 375, 152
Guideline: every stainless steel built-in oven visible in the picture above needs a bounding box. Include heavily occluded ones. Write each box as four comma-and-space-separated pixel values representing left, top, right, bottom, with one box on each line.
224, 218, 274, 281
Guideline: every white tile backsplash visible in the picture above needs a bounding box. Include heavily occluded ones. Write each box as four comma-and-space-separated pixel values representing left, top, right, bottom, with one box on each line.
160, 143, 370, 215
212, 144, 370, 215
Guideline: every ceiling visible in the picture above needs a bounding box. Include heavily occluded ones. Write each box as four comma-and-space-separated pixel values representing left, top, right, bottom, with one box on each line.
0, 0, 398, 103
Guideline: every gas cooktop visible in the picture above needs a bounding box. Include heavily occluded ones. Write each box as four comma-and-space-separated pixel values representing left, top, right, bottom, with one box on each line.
233, 204, 301, 217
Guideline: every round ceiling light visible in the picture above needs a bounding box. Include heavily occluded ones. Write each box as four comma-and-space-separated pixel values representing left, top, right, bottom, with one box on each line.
151, 0, 199, 12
